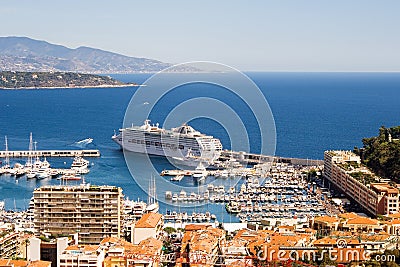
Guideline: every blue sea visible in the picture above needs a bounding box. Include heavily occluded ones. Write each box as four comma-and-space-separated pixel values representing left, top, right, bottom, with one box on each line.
0, 72, 399, 222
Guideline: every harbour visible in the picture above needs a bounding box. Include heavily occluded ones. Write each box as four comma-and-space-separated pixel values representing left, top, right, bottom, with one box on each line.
161, 161, 330, 223
0, 73, 399, 219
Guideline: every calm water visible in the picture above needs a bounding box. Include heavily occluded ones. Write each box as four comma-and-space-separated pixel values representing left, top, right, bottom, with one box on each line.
0, 72, 399, 221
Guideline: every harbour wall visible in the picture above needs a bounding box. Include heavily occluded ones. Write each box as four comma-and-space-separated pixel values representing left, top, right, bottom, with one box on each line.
220, 150, 323, 166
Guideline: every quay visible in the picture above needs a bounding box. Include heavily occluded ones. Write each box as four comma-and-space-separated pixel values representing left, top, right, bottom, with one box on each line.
0, 149, 100, 158
220, 150, 323, 166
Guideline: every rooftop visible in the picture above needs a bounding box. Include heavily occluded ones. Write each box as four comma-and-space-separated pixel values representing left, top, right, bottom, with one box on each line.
135, 213, 163, 228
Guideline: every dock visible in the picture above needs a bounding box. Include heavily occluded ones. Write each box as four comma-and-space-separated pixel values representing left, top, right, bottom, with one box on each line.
0, 149, 100, 158
220, 150, 323, 166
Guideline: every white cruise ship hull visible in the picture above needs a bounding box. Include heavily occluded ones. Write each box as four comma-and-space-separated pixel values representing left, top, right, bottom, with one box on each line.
112, 120, 223, 164
113, 133, 206, 159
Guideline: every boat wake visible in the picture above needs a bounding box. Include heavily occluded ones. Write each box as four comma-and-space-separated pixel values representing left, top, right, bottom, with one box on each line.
71, 138, 94, 148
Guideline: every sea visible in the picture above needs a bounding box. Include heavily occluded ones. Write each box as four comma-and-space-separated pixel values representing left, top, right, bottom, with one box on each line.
0, 72, 399, 222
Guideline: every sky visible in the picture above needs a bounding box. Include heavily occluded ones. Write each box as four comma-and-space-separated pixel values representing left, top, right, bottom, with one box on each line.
1, 0, 400, 71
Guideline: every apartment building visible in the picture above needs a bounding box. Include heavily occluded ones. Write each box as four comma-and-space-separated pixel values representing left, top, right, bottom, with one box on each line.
33, 185, 123, 245
323, 151, 400, 216
132, 213, 163, 245
0, 230, 19, 259
59, 245, 104, 267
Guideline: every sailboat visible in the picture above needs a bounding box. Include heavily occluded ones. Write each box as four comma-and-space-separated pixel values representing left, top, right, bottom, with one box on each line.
25, 133, 34, 169
0, 136, 14, 175
145, 175, 159, 213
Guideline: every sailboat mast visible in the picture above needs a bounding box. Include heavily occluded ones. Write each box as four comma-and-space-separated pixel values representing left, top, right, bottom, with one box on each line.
153, 174, 157, 203
148, 176, 152, 205
29, 133, 33, 165
34, 141, 39, 161
147, 175, 157, 205
4, 136, 9, 166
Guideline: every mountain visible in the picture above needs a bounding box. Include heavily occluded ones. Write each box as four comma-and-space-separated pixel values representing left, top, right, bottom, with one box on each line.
0, 36, 188, 73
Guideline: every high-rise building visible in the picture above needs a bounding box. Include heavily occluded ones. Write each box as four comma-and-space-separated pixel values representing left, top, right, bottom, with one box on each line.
33, 185, 123, 245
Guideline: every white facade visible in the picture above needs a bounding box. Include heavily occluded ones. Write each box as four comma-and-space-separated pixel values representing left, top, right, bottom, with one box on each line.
27, 237, 41, 261
133, 227, 157, 245
59, 247, 105, 267
57, 237, 69, 267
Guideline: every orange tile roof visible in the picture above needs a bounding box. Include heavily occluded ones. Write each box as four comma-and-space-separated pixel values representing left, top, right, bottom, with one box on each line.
138, 237, 163, 253
278, 225, 295, 230
234, 229, 274, 241
0, 260, 28, 267
359, 233, 390, 242
314, 215, 339, 224
313, 237, 360, 246
387, 212, 400, 219
125, 237, 163, 259
225, 259, 248, 267
346, 217, 379, 225
65, 245, 99, 252
330, 231, 354, 237
184, 224, 211, 231
181, 228, 225, 255
100, 236, 121, 245
28, 261, 52, 267
386, 219, 400, 225
135, 213, 163, 228
339, 212, 359, 220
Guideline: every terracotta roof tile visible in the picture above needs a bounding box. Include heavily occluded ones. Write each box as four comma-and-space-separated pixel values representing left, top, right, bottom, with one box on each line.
0, 260, 28, 267
28, 261, 52, 267
346, 217, 379, 225
135, 213, 163, 228
339, 212, 359, 220
185, 224, 211, 231
314, 215, 340, 224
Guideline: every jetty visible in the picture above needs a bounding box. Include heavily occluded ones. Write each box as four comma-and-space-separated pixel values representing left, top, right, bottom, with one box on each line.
220, 150, 323, 166
0, 149, 100, 158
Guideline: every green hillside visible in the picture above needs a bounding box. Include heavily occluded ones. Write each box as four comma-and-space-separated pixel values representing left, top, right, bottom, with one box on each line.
355, 126, 400, 181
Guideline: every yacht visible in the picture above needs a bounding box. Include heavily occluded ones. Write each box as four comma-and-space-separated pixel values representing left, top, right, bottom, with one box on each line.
36, 167, 50, 179
192, 162, 207, 184
71, 156, 90, 174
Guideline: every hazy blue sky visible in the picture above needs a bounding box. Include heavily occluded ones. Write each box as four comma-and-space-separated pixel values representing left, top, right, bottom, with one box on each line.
1, 0, 400, 71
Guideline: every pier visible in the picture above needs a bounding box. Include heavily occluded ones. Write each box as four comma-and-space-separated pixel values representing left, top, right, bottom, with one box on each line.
0, 149, 100, 158
220, 150, 323, 166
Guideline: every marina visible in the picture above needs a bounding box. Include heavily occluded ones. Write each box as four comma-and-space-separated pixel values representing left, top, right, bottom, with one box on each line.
0, 131, 330, 223
161, 161, 329, 222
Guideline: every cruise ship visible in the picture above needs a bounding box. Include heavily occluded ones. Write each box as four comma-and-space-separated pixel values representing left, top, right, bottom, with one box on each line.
112, 119, 223, 163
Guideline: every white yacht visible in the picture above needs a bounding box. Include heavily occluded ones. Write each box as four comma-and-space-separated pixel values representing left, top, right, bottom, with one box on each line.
36, 167, 50, 179
192, 162, 208, 183
71, 156, 89, 168
71, 156, 90, 174
112, 120, 222, 164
